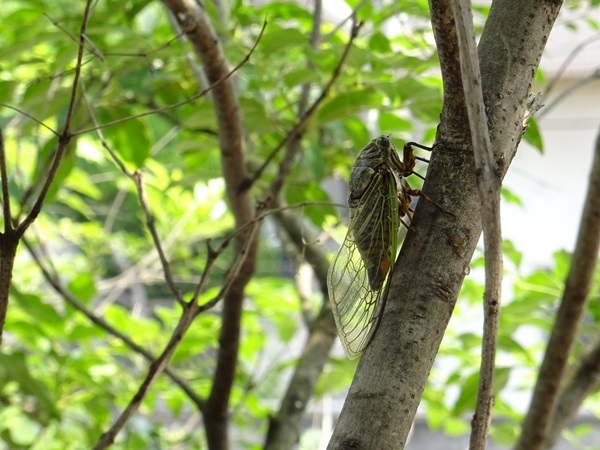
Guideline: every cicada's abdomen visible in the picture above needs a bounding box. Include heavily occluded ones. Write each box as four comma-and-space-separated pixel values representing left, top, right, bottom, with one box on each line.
351, 168, 397, 291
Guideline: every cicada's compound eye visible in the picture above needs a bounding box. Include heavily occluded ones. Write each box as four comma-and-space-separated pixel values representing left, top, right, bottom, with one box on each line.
376, 136, 391, 147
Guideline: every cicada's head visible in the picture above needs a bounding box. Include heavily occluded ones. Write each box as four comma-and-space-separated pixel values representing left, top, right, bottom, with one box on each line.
375, 135, 392, 148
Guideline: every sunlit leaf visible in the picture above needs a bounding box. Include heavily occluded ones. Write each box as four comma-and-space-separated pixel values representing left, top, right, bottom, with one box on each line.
523, 117, 543, 153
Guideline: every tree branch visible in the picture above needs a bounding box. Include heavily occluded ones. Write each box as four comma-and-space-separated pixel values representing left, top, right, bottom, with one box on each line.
161, 1, 263, 449
0, 0, 95, 344
516, 121, 600, 450
265, 207, 338, 450
80, 81, 186, 306
451, 1, 502, 448
544, 335, 600, 449
0, 130, 11, 233
327, 0, 562, 448
15, 0, 94, 238
90, 5, 267, 445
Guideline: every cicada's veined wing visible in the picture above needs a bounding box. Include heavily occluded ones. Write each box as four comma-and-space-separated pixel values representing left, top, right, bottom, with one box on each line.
327, 167, 400, 359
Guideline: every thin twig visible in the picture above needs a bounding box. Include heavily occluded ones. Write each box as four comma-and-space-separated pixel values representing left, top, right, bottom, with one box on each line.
0, 130, 12, 233
544, 335, 600, 449
538, 69, 600, 119
0, 103, 60, 137
451, 1, 502, 449
80, 78, 186, 306
133, 171, 185, 306
15, 0, 95, 238
103, 32, 185, 58
92, 16, 269, 445
93, 302, 199, 449
80, 80, 133, 176
544, 33, 600, 98
72, 19, 268, 137
322, 0, 368, 41
243, 19, 364, 194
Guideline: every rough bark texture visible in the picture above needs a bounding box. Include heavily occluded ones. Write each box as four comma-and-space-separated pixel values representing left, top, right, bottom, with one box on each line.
327, 1, 562, 448
0, 238, 17, 344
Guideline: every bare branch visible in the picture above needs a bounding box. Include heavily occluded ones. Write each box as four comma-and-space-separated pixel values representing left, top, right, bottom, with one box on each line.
134, 171, 186, 306
80, 80, 133, 177
0, 130, 12, 232
265, 206, 338, 450
544, 33, 600, 98
451, 1, 502, 448
0, 103, 60, 137
544, 336, 600, 449
162, 4, 265, 450
15, 0, 95, 238
80, 80, 186, 306
0, 238, 17, 345
516, 124, 600, 450
328, 0, 562, 447
538, 69, 600, 120
93, 302, 199, 449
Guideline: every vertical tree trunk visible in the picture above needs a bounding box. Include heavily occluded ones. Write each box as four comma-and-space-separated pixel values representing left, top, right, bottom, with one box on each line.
327, 1, 562, 448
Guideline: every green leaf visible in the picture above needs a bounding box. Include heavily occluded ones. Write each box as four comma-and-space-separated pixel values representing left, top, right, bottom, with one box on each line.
343, 118, 371, 150
165, 391, 185, 417
0, 81, 17, 104
0, 406, 39, 446
378, 112, 413, 134
369, 31, 392, 53
103, 118, 150, 168
490, 420, 519, 445
67, 273, 97, 302
452, 372, 479, 415
12, 290, 65, 335
247, 277, 299, 342
259, 27, 308, 55
523, 117, 543, 153
0, 353, 60, 421
285, 182, 336, 227
317, 88, 384, 124
314, 358, 358, 397
283, 67, 317, 88
502, 239, 523, 269
501, 186, 523, 206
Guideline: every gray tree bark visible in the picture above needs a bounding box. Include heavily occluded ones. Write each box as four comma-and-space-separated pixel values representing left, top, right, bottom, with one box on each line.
327, 1, 563, 448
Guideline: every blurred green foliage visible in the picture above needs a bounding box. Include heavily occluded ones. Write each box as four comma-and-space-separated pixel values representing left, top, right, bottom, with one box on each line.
1, 0, 599, 449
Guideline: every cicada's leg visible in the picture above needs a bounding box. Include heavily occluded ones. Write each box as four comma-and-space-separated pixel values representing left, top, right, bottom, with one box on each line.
405, 187, 455, 217
397, 188, 414, 230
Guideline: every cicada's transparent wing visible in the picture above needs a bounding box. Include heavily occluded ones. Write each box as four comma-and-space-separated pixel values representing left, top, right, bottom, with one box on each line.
327, 168, 399, 358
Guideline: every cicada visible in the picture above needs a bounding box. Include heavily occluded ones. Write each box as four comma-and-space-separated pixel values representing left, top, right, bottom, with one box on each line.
327, 135, 426, 358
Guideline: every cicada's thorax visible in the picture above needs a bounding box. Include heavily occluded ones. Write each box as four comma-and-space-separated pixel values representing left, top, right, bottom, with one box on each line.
347, 137, 401, 291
